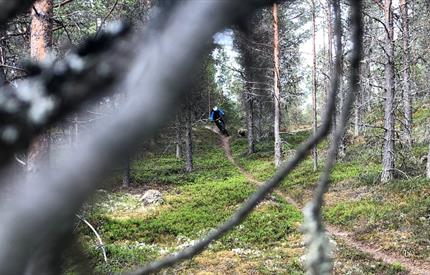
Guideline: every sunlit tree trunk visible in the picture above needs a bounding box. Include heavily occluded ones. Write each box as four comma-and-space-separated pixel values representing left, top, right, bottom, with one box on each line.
400, 0, 412, 146
311, 0, 318, 171
381, 0, 396, 183
27, 0, 53, 174
273, 3, 282, 167
175, 114, 182, 159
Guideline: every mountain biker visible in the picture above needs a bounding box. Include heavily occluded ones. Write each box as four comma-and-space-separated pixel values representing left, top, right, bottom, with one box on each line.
209, 106, 229, 136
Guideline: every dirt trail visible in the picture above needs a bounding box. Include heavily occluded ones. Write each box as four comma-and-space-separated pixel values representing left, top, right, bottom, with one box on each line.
211, 128, 430, 275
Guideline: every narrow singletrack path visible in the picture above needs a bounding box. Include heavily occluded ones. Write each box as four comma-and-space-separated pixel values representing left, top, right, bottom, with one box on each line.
208, 127, 430, 275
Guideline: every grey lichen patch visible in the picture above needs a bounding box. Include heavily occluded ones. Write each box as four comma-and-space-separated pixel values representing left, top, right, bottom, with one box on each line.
303, 202, 333, 275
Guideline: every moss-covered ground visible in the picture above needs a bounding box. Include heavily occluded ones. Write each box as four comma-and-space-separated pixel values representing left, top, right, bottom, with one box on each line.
79, 128, 303, 274
229, 118, 430, 270
78, 105, 430, 274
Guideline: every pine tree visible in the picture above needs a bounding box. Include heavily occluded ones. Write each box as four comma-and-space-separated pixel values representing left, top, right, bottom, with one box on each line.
27, 0, 53, 173
381, 0, 396, 183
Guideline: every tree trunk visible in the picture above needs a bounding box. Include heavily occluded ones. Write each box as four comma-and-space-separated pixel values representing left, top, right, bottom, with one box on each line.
311, 0, 318, 171
427, 141, 430, 179
245, 88, 255, 154
0, 30, 5, 86
381, 0, 396, 183
354, 62, 365, 136
208, 86, 211, 118
27, 0, 53, 174
175, 114, 182, 159
338, 76, 346, 159
255, 97, 262, 142
30, 0, 53, 60
185, 107, 193, 173
122, 157, 131, 188
354, 95, 362, 136
273, 3, 282, 167
326, 0, 336, 136
400, 0, 412, 146
364, 45, 372, 113
334, 0, 345, 158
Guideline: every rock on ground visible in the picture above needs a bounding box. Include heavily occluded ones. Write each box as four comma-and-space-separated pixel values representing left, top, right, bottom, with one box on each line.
140, 189, 163, 205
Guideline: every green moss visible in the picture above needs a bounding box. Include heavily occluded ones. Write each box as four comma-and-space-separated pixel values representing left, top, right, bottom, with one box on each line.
324, 199, 397, 227
83, 242, 160, 274
81, 127, 303, 272
413, 105, 430, 123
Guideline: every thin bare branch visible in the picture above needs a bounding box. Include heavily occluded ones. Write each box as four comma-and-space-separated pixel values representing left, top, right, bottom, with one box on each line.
304, 0, 363, 274
76, 215, 108, 263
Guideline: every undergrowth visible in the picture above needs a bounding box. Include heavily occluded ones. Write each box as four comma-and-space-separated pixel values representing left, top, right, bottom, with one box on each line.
79, 128, 303, 273
230, 125, 430, 263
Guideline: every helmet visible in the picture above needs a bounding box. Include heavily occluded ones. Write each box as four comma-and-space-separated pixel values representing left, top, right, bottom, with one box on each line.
213, 106, 218, 111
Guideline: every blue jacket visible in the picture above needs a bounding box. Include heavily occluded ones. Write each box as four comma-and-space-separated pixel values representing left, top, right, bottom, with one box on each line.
209, 108, 225, 122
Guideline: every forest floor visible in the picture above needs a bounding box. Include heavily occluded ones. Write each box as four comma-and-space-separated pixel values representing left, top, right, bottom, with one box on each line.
78, 109, 430, 274
219, 128, 430, 275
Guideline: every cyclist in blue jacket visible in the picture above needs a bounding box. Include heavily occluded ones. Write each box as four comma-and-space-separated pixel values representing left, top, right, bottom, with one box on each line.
209, 106, 229, 136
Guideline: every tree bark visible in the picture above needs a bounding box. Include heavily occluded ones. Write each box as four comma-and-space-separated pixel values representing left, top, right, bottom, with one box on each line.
311, 0, 318, 171
0, 30, 5, 86
354, 93, 362, 136
185, 106, 193, 173
122, 157, 131, 188
326, 0, 336, 137
30, 0, 53, 60
381, 0, 396, 183
245, 88, 255, 154
27, 0, 53, 174
354, 61, 365, 137
255, 97, 262, 142
427, 141, 430, 179
400, 0, 412, 146
334, 0, 345, 158
273, 3, 282, 167
175, 114, 182, 159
